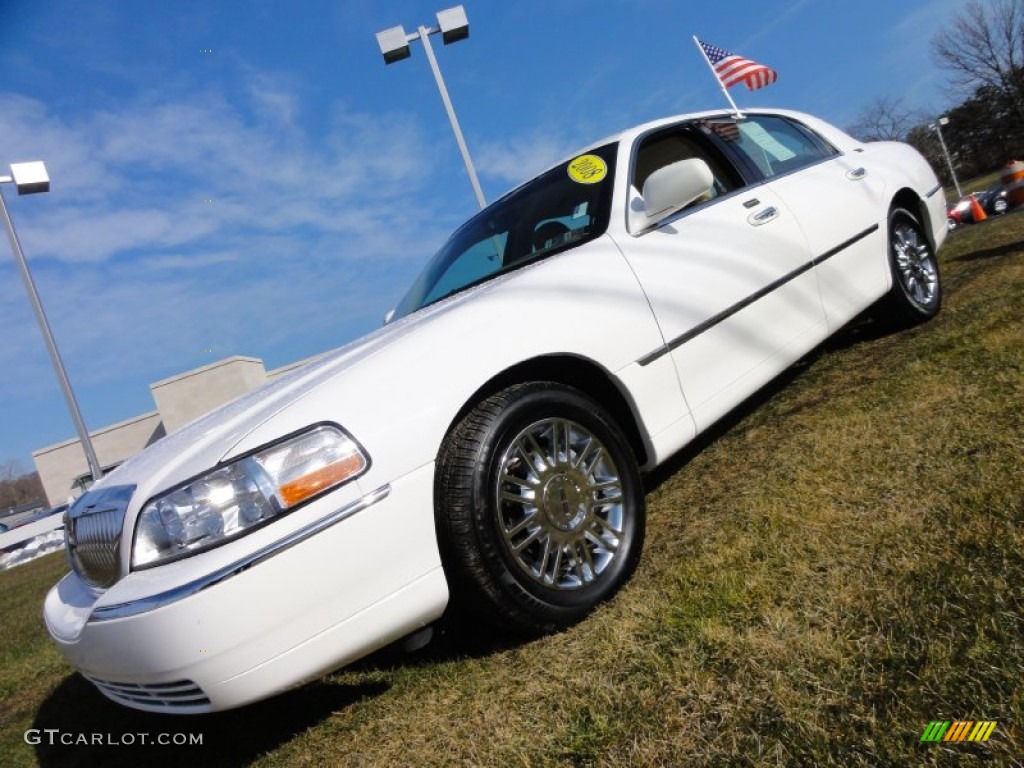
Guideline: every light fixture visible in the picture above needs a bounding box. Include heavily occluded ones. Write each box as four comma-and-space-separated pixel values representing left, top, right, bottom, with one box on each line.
0, 161, 104, 486
374, 6, 486, 210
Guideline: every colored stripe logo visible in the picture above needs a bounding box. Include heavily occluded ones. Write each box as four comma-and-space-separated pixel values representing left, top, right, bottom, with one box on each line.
921, 721, 997, 742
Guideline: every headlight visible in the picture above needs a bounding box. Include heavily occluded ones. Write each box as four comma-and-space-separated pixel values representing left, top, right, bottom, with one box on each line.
132, 424, 368, 569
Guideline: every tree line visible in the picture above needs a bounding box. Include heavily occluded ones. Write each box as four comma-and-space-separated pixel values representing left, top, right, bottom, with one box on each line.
0, 461, 45, 513
848, 0, 1024, 188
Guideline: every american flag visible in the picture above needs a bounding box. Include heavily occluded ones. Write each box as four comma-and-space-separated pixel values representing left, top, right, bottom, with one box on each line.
701, 119, 741, 142
697, 38, 778, 91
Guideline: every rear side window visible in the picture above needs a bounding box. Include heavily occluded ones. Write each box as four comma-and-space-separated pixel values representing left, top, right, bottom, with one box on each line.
725, 115, 837, 179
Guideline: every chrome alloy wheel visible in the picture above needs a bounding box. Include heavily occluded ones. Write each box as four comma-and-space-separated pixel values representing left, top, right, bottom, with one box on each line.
495, 418, 624, 590
892, 221, 938, 308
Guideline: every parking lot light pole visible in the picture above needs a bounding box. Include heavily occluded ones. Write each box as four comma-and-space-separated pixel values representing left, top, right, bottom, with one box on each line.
376, 5, 486, 210
929, 116, 962, 198
0, 161, 103, 484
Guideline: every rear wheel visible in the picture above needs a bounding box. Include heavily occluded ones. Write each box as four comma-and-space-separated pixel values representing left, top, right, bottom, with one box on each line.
435, 382, 645, 635
881, 207, 941, 326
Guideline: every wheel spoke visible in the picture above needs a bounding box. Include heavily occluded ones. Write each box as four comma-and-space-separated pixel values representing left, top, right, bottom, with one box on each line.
572, 434, 598, 472
578, 542, 596, 581
592, 492, 623, 508
537, 537, 553, 581
550, 544, 564, 584
523, 431, 551, 470
513, 526, 545, 554
515, 444, 542, 480
585, 527, 618, 552
505, 509, 538, 536
501, 471, 538, 492
572, 545, 587, 583
592, 514, 623, 538
553, 419, 573, 466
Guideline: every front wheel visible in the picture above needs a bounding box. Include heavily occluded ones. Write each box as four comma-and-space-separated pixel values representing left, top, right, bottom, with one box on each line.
880, 207, 941, 326
435, 382, 645, 635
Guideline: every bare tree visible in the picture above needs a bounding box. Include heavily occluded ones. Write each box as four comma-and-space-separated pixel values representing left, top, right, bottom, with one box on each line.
932, 0, 1024, 118
847, 96, 924, 141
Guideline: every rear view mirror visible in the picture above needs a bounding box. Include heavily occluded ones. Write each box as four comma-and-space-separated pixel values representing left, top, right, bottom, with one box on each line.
642, 158, 714, 224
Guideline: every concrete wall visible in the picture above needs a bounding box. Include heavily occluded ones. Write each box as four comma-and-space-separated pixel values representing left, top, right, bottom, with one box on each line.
265, 352, 324, 382
150, 356, 267, 433
32, 411, 166, 507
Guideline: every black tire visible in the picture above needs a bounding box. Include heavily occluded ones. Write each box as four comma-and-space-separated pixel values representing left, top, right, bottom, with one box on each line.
435, 382, 645, 635
880, 207, 941, 326
992, 197, 1008, 215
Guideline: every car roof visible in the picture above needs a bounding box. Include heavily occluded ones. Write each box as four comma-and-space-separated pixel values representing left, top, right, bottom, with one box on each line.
493, 107, 824, 202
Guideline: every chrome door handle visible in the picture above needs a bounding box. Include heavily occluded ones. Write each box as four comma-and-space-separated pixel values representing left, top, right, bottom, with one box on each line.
748, 206, 778, 226
847, 167, 867, 180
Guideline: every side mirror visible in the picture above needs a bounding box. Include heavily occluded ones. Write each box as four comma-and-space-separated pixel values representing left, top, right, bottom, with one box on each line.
383, 309, 395, 326
641, 158, 715, 225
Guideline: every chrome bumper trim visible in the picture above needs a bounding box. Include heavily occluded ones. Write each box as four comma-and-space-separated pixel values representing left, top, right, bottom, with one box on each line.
90, 485, 391, 622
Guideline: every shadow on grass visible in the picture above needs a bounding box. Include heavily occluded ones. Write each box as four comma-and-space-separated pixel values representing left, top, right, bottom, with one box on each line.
31, 673, 388, 767
643, 358, 808, 494
953, 240, 1024, 262
30, 614, 529, 767
356, 611, 528, 674
644, 310, 899, 494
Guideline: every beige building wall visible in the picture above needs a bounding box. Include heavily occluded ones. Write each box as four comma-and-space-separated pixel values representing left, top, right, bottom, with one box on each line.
32, 411, 166, 507
30, 353, 329, 507
265, 352, 324, 382
150, 356, 267, 433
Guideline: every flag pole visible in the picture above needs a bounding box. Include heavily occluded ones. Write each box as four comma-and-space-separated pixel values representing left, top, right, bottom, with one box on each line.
693, 35, 744, 119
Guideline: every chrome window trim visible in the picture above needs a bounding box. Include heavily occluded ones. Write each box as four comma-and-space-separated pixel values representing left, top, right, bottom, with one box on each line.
90, 484, 391, 622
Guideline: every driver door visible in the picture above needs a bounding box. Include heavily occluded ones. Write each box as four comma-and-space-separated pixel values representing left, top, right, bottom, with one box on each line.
614, 122, 828, 431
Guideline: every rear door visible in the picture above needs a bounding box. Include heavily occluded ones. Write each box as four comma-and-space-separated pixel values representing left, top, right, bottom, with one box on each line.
722, 114, 890, 329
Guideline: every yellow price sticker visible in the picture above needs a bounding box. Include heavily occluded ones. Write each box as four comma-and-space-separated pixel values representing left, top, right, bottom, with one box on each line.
567, 154, 607, 184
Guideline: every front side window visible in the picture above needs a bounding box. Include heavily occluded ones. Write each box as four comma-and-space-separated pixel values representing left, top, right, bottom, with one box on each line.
393, 143, 617, 319
723, 115, 837, 178
633, 126, 741, 204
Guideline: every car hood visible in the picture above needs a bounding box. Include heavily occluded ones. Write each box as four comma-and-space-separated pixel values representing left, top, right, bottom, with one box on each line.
93, 280, 500, 509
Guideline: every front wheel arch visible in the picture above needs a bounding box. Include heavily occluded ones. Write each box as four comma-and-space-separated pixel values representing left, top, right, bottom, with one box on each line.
442, 354, 652, 470
890, 188, 938, 252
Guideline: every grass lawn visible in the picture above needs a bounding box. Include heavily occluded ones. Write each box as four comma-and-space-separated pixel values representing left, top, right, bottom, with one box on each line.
1, 208, 1021, 767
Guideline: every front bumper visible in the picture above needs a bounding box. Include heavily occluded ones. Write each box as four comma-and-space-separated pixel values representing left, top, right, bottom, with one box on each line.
44, 462, 448, 713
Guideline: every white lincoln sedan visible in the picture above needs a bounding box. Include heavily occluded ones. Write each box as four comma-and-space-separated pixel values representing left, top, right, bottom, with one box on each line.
45, 109, 946, 713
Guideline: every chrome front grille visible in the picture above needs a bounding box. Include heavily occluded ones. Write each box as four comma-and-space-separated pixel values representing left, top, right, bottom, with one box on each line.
66, 484, 135, 590
85, 676, 211, 711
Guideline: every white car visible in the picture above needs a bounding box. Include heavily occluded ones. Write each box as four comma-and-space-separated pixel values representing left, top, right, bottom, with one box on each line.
45, 109, 946, 713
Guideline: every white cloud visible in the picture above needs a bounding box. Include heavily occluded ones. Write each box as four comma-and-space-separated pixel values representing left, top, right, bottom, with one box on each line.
0, 75, 456, 412
739, 0, 819, 50
474, 130, 581, 189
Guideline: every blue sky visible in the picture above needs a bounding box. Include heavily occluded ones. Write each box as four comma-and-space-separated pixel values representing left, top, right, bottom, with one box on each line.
0, 0, 963, 472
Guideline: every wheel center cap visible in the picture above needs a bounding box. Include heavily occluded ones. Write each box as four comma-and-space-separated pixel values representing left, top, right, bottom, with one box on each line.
541, 473, 587, 531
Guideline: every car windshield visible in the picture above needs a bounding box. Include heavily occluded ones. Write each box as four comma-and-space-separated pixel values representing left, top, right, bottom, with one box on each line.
392, 142, 618, 319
